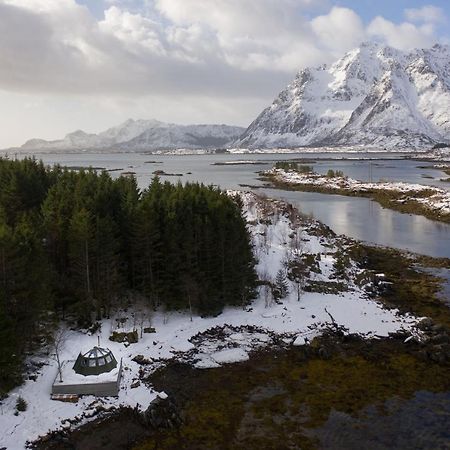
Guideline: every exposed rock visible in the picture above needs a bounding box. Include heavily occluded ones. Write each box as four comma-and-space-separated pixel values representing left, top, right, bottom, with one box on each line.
109, 330, 139, 344
141, 396, 182, 429
417, 318, 434, 331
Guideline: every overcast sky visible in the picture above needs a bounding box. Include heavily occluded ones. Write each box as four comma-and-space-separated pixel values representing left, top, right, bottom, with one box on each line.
0, 0, 449, 148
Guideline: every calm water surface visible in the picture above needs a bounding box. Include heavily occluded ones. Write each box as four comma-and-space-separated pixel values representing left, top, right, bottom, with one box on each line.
311, 391, 450, 450
10, 151, 450, 259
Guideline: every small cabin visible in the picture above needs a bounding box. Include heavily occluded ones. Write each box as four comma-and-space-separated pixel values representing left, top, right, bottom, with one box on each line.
52, 346, 122, 397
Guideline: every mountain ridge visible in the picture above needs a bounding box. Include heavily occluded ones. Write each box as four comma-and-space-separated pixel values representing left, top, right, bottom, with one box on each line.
234, 42, 450, 150
9, 43, 450, 153
14, 119, 245, 152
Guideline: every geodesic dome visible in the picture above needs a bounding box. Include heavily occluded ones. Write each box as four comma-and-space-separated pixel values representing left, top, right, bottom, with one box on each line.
73, 347, 118, 376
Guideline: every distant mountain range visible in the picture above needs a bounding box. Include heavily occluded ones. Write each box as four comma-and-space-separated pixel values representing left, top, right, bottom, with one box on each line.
9, 42, 450, 153
235, 42, 450, 150
15, 119, 245, 152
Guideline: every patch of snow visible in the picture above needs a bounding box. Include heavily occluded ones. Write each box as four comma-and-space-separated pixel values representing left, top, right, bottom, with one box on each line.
53, 360, 120, 386
211, 348, 249, 365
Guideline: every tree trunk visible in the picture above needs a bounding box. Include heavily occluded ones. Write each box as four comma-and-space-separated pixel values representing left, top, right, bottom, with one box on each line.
85, 239, 91, 298
1, 247, 6, 290
56, 350, 63, 382
188, 294, 193, 322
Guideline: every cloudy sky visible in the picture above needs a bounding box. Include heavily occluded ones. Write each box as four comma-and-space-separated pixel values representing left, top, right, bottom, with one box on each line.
0, 0, 449, 147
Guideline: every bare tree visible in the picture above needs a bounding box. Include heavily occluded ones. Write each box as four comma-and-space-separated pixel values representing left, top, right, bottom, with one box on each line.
276, 225, 290, 247
51, 328, 69, 382
160, 303, 169, 325
289, 230, 304, 258
264, 226, 274, 254
132, 311, 137, 333
262, 284, 274, 308
259, 269, 274, 308
136, 310, 147, 338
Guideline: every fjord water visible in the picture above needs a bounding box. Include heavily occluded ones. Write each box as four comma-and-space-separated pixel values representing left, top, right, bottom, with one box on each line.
262, 188, 450, 259
15, 151, 450, 259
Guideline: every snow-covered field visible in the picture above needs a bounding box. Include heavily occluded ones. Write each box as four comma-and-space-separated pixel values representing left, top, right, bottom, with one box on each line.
266, 168, 450, 217
0, 192, 422, 449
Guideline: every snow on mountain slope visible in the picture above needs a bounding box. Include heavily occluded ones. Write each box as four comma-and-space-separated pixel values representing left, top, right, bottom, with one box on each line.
98, 119, 166, 145
236, 43, 450, 150
19, 119, 245, 152
120, 124, 246, 151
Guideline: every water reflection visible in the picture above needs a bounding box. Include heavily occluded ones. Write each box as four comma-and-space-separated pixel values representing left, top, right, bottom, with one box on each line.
261, 188, 450, 258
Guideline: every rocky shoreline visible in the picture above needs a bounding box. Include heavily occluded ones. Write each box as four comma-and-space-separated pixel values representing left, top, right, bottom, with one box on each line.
261, 167, 450, 223
34, 322, 450, 450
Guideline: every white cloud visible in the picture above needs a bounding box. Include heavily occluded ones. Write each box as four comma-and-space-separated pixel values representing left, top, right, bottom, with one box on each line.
405, 5, 446, 24
100, 6, 166, 55
368, 16, 436, 50
0, 0, 444, 95
1, 0, 73, 12
311, 7, 366, 55
154, 0, 326, 72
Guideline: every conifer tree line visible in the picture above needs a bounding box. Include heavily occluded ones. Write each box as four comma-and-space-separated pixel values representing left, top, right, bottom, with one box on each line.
0, 157, 257, 393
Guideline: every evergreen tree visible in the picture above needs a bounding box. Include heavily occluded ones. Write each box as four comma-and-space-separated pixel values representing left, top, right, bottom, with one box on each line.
287, 254, 308, 302
68, 208, 93, 323
274, 269, 289, 300
0, 159, 258, 393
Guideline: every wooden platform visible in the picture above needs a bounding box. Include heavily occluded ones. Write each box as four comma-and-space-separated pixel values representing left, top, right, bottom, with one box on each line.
51, 359, 122, 397
51, 393, 79, 403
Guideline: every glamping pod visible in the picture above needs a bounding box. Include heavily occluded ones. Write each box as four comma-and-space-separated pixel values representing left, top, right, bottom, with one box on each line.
52, 346, 122, 397
73, 347, 118, 376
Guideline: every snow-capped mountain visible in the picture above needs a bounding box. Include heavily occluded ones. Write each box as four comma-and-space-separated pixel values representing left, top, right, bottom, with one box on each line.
235, 43, 450, 150
19, 119, 245, 152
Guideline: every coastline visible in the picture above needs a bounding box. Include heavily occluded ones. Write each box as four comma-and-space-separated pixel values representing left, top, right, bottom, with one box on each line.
261, 168, 450, 224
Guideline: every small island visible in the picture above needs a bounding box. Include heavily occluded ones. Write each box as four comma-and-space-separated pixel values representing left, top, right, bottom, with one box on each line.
152, 169, 183, 177
261, 162, 450, 223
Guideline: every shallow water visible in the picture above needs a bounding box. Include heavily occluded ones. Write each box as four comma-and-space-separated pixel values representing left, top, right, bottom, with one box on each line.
421, 267, 450, 307
8, 151, 450, 259
310, 391, 450, 450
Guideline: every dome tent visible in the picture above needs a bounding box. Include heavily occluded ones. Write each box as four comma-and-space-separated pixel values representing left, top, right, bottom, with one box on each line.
73, 347, 117, 376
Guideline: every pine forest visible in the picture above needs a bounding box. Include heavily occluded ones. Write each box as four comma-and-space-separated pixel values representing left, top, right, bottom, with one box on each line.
0, 157, 257, 394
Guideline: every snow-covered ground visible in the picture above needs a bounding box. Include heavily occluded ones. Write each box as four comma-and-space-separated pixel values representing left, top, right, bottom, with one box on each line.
266, 168, 450, 217
0, 192, 422, 449
416, 147, 450, 162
